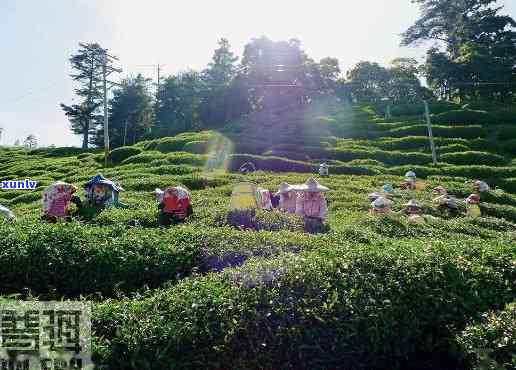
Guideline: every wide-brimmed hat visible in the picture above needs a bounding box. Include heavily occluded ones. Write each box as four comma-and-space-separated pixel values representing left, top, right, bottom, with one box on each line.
275, 182, 294, 195
48, 181, 76, 193
466, 193, 480, 204
433, 186, 447, 195
368, 192, 382, 201
382, 184, 394, 193
84, 174, 124, 192
405, 171, 416, 178
403, 199, 421, 208
474, 180, 490, 192
371, 196, 392, 208
297, 178, 330, 193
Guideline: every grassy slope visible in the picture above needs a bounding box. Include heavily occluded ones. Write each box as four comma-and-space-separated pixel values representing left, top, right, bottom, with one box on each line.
0, 101, 515, 369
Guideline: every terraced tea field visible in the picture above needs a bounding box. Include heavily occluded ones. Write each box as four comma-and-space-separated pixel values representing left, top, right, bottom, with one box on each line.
0, 103, 514, 369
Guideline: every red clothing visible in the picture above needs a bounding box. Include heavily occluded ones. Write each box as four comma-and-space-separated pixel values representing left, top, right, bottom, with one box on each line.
162, 196, 189, 219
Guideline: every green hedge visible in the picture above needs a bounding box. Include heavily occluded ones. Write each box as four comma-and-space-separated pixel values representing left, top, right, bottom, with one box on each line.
437, 144, 471, 154
497, 126, 516, 141
440, 151, 507, 166
93, 239, 515, 369
503, 139, 516, 155
108, 146, 142, 164
389, 124, 485, 139
183, 140, 209, 154
332, 148, 433, 166
374, 101, 460, 117
215, 209, 304, 232
0, 223, 201, 298
228, 154, 314, 173
0, 223, 315, 299
432, 109, 490, 125
456, 303, 516, 370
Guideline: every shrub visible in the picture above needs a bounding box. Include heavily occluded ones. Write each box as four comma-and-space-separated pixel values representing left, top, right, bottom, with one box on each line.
432, 110, 490, 125
108, 146, 142, 164
333, 148, 433, 166
497, 126, 516, 141
389, 124, 485, 139
228, 154, 314, 173
120, 151, 166, 165
374, 101, 460, 117
93, 239, 515, 369
0, 222, 202, 298
219, 209, 304, 233
183, 140, 209, 154
437, 144, 471, 154
456, 303, 516, 370
440, 151, 507, 166
503, 139, 516, 155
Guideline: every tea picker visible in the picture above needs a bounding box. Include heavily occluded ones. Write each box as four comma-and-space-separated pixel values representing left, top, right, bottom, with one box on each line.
465, 193, 481, 218
400, 171, 417, 190
41, 181, 78, 223
84, 174, 127, 208
433, 186, 459, 216
370, 196, 393, 215
319, 163, 329, 177
154, 186, 193, 227
401, 199, 425, 223
275, 182, 297, 214
295, 178, 330, 233
239, 162, 256, 174
0, 204, 15, 221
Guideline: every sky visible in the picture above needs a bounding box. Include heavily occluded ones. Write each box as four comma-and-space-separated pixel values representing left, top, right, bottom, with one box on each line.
1, 0, 515, 147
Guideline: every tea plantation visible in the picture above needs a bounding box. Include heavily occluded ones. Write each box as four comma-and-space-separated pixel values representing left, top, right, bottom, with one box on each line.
0, 102, 515, 369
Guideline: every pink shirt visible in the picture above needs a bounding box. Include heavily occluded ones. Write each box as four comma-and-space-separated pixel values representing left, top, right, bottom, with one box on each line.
279, 193, 297, 213
48, 194, 72, 217
296, 194, 327, 220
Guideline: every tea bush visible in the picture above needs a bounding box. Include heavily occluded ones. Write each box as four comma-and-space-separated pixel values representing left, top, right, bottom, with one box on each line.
0, 222, 202, 298
108, 146, 142, 164
440, 151, 507, 166
456, 303, 516, 370
93, 240, 515, 369
218, 209, 304, 233
389, 124, 485, 139
432, 109, 490, 125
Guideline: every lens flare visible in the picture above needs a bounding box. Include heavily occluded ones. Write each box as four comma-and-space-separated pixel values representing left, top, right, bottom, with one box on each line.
202, 132, 233, 176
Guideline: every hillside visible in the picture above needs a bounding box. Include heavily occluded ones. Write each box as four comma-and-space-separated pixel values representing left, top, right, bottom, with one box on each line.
0, 102, 515, 369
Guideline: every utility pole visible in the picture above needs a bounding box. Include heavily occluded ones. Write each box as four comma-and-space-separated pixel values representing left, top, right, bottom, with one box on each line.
123, 118, 128, 147
424, 100, 438, 166
98, 49, 122, 167
157, 64, 161, 99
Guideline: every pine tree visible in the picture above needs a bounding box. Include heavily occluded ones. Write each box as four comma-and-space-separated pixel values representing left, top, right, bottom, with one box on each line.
61, 43, 105, 148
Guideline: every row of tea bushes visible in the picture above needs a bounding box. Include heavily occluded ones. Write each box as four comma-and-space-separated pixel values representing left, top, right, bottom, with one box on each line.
92, 238, 515, 369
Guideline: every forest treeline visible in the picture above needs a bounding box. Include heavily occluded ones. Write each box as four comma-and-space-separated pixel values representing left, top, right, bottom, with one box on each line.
60, 0, 516, 149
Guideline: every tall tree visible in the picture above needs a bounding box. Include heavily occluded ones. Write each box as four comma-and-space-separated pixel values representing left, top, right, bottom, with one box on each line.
155, 71, 206, 136
24, 134, 37, 149
404, 0, 516, 101
200, 38, 240, 127
96, 74, 155, 148
61, 43, 105, 148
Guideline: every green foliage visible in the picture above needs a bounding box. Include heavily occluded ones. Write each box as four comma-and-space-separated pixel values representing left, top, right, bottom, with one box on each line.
389, 124, 485, 139
93, 240, 515, 369
432, 110, 490, 125
108, 146, 142, 164
0, 222, 202, 298
218, 209, 304, 233
497, 126, 516, 141
440, 151, 507, 166
456, 303, 516, 370
183, 140, 209, 154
